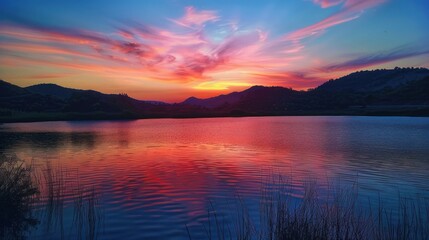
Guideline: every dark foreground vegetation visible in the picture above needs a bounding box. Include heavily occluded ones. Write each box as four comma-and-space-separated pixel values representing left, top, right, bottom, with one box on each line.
0, 154, 38, 239
1, 68, 429, 122
191, 178, 429, 240
0, 154, 103, 240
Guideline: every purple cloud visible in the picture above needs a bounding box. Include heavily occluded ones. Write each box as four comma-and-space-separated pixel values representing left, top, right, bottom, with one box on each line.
322, 46, 429, 72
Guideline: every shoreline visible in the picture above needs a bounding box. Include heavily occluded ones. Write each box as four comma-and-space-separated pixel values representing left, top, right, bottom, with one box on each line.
1, 111, 429, 124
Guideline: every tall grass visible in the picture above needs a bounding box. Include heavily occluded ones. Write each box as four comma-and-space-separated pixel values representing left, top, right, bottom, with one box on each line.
195, 177, 429, 240
0, 154, 103, 239
72, 186, 103, 240
35, 161, 104, 240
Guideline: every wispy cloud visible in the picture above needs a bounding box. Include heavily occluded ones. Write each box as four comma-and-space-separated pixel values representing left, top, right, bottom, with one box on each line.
169, 6, 219, 28
286, 0, 386, 42
321, 46, 429, 72
313, 0, 345, 8
250, 71, 325, 89
27, 74, 70, 79
173, 30, 265, 80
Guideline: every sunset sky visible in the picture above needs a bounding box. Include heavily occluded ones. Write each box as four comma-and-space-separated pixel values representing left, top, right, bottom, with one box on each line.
1, 0, 428, 102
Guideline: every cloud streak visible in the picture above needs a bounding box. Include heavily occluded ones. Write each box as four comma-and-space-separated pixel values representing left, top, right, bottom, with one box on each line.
322, 47, 429, 72
286, 0, 386, 42
313, 0, 345, 8
170, 6, 219, 28
250, 71, 326, 89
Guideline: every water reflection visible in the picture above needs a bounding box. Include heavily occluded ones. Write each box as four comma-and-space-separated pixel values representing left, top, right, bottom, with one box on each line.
0, 131, 98, 153
1, 117, 429, 239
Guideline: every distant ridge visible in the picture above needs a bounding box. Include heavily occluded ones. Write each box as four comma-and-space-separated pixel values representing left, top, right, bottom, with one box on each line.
1, 67, 429, 122
25, 83, 166, 105
181, 68, 429, 110
183, 90, 244, 108
317, 68, 429, 92
25, 83, 85, 100
0, 79, 30, 97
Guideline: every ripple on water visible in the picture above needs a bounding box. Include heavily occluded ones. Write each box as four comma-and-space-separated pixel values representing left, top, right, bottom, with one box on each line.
0, 117, 427, 239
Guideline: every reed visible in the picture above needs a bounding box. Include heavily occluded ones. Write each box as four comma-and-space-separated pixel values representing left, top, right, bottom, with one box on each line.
0, 154, 103, 239
36, 161, 103, 240
196, 177, 429, 240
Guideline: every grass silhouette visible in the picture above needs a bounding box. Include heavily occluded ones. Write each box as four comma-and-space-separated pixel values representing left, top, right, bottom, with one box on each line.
0, 154, 103, 239
194, 177, 429, 240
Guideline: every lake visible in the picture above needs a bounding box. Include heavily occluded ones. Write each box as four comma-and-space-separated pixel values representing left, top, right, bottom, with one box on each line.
1, 116, 429, 239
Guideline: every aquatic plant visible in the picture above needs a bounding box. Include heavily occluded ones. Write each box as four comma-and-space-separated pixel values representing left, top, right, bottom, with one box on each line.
36, 162, 103, 240
194, 177, 429, 240
0, 154, 103, 239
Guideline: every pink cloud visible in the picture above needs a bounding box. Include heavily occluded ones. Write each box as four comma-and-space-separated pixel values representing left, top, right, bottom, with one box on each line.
0, 26, 107, 46
170, 6, 219, 28
27, 74, 70, 79
0, 41, 106, 62
250, 71, 326, 89
171, 30, 269, 81
286, 0, 387, 41
321, 46, 429, 72
313, 0, 345, 8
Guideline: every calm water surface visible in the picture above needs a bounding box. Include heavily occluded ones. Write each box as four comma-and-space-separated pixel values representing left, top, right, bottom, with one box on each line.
1, 116, 429, 239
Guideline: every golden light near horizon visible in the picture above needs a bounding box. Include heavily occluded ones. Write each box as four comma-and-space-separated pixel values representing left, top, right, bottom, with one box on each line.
193, 81, 252, 91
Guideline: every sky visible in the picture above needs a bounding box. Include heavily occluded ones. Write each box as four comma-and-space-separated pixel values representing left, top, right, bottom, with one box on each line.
1, 0, 428, 102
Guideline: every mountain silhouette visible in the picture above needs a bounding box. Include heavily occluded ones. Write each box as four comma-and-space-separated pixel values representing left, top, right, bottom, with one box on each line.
316, 68, 429, 92
25, 83, 85, 100
0, 80, 29, 97
0, 80, 63, 112
1, 67, 429, 122
182, 86, 274, 108
180, 68, 429, 114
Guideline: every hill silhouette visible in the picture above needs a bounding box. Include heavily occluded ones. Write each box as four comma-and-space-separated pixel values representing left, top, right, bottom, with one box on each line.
1, 67, 429, 122
180, 68, 429, 115
25, 83, 85, 100
316, 67, 429, 92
